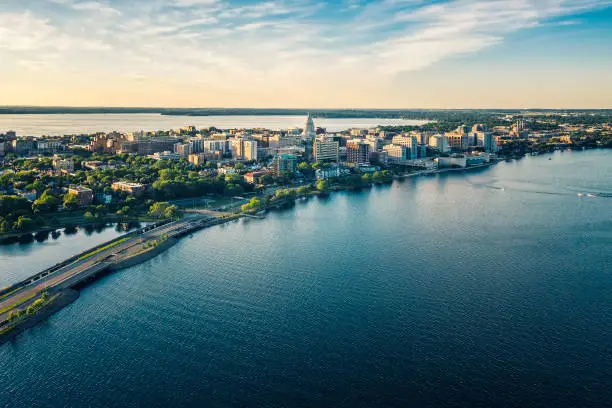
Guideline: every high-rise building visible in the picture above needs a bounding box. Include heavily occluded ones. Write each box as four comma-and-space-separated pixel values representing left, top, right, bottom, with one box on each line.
174, 142, 191, 157
303, 113, 316, 139
313, 137, 339, 162
483, 133, 498, 153
231, 139, 258, 161
346, 139, 370, 164
188, 137, 203, 154
137, 139, 175, 155
391, 135, 418, 159
203, 139, 228, 154
383, 145, 406, 162
428, 135, 450, 153
445, 128, 470, 151
243, 140, 258, 161
273, 154, 297, 176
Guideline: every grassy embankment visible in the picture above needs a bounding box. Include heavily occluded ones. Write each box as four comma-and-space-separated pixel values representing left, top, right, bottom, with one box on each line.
0, 292, 39, 316
0, 292, 60, 336
77, 236, 131, 261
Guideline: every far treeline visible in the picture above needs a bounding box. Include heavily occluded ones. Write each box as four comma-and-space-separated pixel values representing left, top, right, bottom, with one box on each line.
1, 107, 612, 122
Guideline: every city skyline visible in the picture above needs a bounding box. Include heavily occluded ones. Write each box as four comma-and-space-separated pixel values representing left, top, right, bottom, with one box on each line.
2, 0, 612, 108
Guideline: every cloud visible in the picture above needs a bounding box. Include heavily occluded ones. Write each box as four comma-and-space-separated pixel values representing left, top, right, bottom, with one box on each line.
1, 0, 610, 84
71, 1, 121, 15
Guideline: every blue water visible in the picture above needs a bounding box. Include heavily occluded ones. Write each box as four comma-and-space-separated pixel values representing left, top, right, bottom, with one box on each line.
1, 150, 611, 408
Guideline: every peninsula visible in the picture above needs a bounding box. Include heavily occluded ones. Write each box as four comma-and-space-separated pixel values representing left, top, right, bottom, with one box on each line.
1, 110, 611, 341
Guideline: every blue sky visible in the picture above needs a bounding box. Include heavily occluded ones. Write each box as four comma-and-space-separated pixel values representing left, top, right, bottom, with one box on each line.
1, 0, 611, 108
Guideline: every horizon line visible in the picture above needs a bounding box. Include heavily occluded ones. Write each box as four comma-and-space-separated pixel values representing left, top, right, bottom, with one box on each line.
1, 106, 612, 112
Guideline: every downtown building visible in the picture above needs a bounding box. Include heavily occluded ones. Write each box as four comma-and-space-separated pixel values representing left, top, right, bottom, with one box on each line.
446, 126, 471, 151
231, 139, 258, 161
391, 135, 418, 160
428, 134, 450, 153
273, 154, 297, 176
383, 144, 407, 163
303, 113, 316, 140
346, 139, 370, 165
313, 136, 339, 162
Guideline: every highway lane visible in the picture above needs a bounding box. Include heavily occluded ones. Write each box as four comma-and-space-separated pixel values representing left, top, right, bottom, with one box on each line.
0, 219, 196, 322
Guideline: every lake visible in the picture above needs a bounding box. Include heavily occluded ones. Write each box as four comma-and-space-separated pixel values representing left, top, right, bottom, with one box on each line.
0, 223, 144, 288
1, 150, 611, 407
0, 114, 429, 137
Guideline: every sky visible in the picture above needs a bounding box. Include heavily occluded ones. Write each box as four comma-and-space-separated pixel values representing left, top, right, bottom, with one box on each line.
1, 0, 612, 109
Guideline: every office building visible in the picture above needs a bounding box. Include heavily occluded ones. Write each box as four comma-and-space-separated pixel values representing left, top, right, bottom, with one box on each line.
383, 145, 407, 162
313, 137, 339, 162
273, 154, 297, 176
429, 135, 450, 153
391, 135, 418, 159
346, 139, 370, 164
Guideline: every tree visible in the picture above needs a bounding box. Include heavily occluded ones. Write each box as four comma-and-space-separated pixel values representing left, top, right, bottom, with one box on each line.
316, 180, 330, 192
234, 162, 245, 170
345, 174, 363, 188
224, 183, 244, 196
33, 191, 59, 214
13, 216, 35, 232
241, 197, 261, 212
63, 193, 80, 211
261, 174, 274, 185
164, 204, 180, 219
297, 162, 313, 175
225, 173, 242, 185
148, 202, 180, 219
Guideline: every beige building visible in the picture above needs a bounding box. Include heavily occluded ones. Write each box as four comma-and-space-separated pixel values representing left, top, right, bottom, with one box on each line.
313, 137, 339, 162
68, 186, 94, 206
112, 181, 146, 196
52, 155, 74, 173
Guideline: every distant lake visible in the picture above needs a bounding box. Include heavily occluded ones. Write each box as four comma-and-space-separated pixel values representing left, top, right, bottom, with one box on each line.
0, 114, 429, 137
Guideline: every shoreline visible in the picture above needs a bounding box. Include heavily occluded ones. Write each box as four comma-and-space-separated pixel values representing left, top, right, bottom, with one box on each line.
0, 161, 502, 344
0, 289, 79, 344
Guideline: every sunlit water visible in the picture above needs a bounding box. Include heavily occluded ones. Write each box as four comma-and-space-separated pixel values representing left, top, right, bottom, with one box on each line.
0, 114, 428, 137
1, 150, 611, 408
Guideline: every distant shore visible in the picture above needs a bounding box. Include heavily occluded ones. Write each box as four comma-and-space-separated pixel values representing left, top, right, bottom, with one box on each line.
0, 107, 432, 119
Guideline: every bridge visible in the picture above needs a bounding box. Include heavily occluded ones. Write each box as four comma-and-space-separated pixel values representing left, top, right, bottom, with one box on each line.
0, 217, 211, 326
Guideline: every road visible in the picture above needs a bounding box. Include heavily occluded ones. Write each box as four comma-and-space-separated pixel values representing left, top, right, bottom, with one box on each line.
0, 219, 197, 323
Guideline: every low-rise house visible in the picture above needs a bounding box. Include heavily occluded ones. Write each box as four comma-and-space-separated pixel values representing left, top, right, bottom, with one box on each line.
68, 185, 94, 206
112, 181, 146, 196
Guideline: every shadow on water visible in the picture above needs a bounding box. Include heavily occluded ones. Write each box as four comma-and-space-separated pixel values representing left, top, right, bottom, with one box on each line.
0, 222, 142, 248
64, 225, 78, 235
34, 231, 50, 243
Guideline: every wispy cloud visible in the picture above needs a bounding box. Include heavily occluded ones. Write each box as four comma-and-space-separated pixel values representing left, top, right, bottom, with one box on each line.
0, 0, 610, 103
